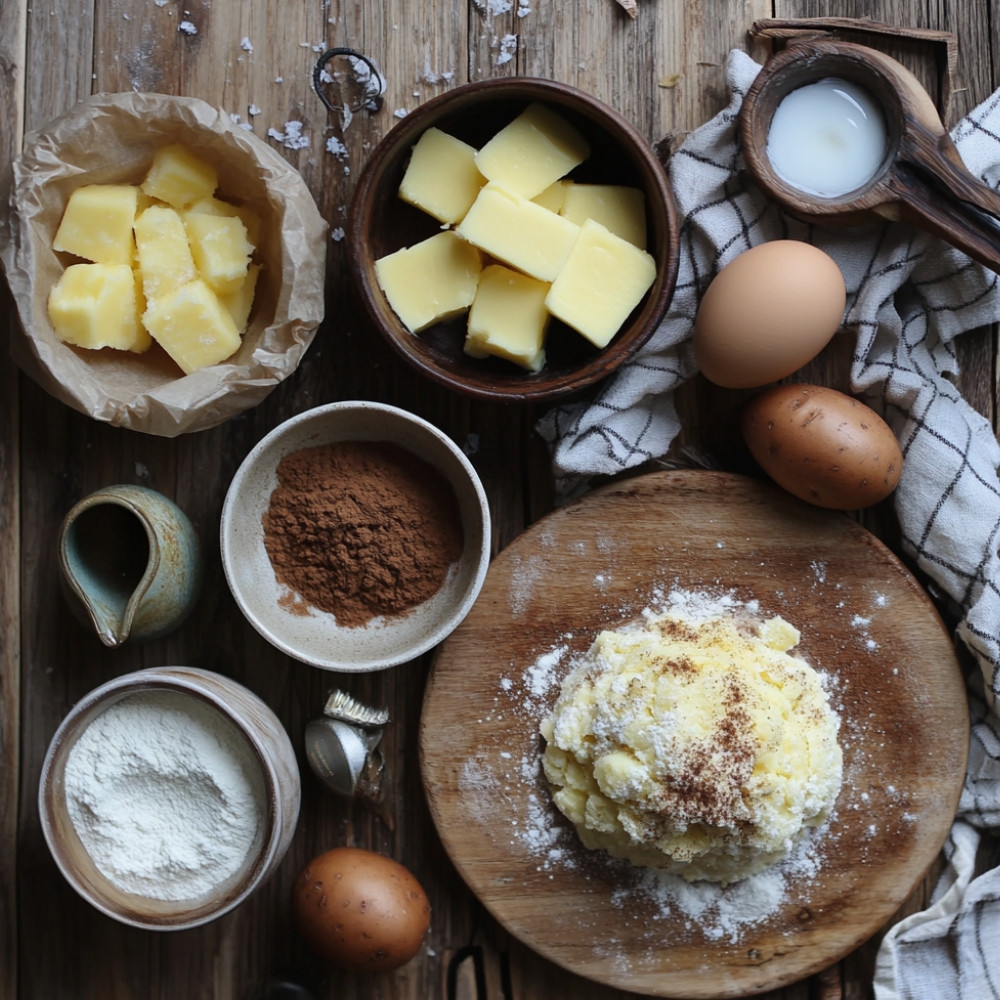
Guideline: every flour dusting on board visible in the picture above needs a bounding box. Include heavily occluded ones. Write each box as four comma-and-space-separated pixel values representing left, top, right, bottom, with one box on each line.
459, 582, 904, 946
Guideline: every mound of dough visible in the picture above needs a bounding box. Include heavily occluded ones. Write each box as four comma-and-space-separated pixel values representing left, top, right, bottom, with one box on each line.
540, 607, 843, 885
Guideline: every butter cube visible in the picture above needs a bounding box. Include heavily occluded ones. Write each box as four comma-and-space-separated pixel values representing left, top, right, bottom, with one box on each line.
593, 750, 647, 798
141, 143, 218, 209
48, 263, 151, 352
136, 188, 160, 214
545, 219, 656, 349
456, 183, 579, 282
474, 103, 590, 199
52, 184, 138, 265
560, 183, 647, 249
398, 127, 485, 224
532, 179, 571, 213
219, 263, 261, 333
374, 230, 482, 334
183, 213, 253, 295
134, 205, 198, 300
465, 264, 549, 371
759, 616, 801, 652
187, 196, 262, 249
143, 278, 242, 374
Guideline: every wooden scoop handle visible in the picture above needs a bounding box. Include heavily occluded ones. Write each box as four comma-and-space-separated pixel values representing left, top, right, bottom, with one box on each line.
878, 119, 1000, 273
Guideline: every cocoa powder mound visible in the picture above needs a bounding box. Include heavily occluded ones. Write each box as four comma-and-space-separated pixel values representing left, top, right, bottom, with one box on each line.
262, 440, 464, 628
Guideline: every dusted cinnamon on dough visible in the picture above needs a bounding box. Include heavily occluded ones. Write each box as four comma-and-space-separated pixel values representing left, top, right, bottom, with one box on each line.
540, 609, 843, 885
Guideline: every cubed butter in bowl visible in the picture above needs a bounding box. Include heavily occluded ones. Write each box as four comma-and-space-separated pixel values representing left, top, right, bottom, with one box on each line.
348, 78, 680, 403
52, 184, 140, 265
0, 92, 327, 436
373, 231, 482, 334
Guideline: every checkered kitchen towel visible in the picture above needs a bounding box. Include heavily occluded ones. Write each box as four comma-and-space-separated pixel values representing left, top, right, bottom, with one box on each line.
540, 48, 1000, 999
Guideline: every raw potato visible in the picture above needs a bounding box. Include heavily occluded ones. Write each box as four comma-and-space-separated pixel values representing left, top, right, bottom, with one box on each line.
742, 383, 903, 510
292, 847, 430, 972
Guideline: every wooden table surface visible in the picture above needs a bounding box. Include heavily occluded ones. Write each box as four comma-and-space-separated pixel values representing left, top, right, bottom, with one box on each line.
0, 2, 994, 999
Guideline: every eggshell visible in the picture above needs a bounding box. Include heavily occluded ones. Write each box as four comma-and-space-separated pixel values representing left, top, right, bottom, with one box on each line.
694, 241, 846, 388
742, 383, 903, 510
292, 847, 430, 972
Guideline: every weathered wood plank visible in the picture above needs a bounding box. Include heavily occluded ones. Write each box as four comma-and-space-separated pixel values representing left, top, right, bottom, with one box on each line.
4, 1, 999, 998
0, 2, 26, 996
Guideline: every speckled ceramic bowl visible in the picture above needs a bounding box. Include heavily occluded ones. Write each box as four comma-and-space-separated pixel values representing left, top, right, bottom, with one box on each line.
220, 401, 491, 672
38, 667, 300, 930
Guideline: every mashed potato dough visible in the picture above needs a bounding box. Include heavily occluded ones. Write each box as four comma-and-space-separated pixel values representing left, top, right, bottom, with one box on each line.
540, 607, 843, 884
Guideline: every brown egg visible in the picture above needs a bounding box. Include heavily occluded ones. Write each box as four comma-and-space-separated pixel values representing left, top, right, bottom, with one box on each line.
694, 241, 846, 388
742, 383, 903, 510
292, 847, 431, 972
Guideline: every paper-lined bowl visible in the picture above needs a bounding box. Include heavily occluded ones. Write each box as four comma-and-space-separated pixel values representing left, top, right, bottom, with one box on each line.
0, 92, 327, 436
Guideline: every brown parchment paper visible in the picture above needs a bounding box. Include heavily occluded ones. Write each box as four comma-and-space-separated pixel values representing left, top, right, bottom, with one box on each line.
0, 92, 328, 436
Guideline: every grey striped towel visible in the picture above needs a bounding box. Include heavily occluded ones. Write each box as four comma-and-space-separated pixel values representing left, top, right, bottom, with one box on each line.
539, 47, 1000, 999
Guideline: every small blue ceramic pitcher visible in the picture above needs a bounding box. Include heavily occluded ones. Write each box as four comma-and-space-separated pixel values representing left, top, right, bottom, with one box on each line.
58, 484, 203, 647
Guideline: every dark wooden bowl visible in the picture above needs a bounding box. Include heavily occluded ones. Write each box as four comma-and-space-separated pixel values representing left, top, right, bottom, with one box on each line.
347, 78, 680, 403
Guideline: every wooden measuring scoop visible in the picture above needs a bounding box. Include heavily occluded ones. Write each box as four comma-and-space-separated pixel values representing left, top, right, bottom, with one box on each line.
740, 39, 1000, 273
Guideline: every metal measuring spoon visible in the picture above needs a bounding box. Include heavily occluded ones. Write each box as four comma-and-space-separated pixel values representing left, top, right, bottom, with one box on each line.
304, 690, 393, 826
739, 39, 1000, 274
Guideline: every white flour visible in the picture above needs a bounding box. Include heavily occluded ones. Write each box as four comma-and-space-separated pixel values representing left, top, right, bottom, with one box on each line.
64, 690, 265, 902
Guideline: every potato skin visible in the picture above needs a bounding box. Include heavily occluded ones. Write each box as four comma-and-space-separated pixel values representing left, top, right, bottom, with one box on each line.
741, 384, 902, 510
292, 847, 431, 972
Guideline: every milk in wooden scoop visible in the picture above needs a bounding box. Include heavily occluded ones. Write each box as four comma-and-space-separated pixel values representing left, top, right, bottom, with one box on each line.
765, 77, 889, 198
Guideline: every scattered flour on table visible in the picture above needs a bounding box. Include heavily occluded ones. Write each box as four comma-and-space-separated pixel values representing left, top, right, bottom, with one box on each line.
508, 553, 547, 617
495, 34, 518, 66
268, 121, 310, 150
326, 136, 349, 159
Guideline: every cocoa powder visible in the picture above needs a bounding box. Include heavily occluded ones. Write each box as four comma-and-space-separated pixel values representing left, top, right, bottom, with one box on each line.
262, 440, 464, 628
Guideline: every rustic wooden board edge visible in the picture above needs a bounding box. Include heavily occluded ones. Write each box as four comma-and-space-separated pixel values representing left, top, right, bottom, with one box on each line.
419, 469, 970, 999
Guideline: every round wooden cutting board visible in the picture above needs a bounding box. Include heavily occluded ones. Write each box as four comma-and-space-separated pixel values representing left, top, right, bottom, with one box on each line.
419, 470, 969, 998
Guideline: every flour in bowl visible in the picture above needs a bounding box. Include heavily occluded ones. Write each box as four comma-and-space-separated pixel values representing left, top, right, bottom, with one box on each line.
64, 690, 265, 901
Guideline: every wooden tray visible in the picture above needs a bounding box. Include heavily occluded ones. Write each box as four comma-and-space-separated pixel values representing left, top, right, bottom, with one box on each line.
419, 470, 969, 998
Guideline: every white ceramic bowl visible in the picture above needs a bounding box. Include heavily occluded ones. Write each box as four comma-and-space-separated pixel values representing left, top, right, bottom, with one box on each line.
220, 401, 491, 671
38, 667, 301, 930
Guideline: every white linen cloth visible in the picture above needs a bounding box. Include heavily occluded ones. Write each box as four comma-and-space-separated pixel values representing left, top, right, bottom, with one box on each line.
540, 48, 1000, 999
